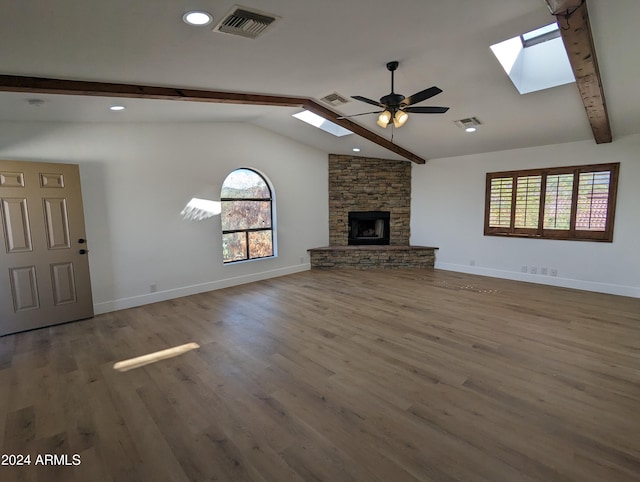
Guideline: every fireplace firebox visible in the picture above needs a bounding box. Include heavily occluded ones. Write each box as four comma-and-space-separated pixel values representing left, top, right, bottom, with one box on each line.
348, 211, 390, 245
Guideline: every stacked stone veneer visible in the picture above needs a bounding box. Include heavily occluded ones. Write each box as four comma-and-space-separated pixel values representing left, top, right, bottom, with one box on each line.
329, 154, 411, 246
308, 245, 436, 269
309, 154, 437, 269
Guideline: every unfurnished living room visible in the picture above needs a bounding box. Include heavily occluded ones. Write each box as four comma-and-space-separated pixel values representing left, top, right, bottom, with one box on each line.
0, 1, 639, 481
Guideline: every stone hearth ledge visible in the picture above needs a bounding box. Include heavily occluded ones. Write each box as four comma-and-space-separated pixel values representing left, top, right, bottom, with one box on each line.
307, 245, 438, 269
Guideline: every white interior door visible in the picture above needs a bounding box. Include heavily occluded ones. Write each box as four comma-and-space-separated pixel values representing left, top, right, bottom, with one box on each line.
0, 160, 93, 336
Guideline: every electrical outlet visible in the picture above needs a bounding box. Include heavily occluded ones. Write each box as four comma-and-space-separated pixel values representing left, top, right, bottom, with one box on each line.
150, 283, 157, 293
541, 267, 548, 275
470, 259, 475, 266
530, 267, 537, 274
300, 256, 304, 263
521, 265, 528, 273
550, 268, 558, 277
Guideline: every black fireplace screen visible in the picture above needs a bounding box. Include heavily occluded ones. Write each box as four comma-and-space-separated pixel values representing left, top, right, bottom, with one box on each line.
348, 211, 390, 245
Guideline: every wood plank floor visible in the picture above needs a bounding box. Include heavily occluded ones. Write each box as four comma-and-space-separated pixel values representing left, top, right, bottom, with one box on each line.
1, 269, 639, 481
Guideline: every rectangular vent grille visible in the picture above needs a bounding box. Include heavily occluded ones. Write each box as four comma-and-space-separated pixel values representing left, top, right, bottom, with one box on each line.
454, 117, 482, 129
320, 93, 350, 106
214, 6, 279, 39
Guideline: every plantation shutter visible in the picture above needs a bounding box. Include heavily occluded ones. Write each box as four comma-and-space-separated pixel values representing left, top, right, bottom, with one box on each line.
485, 163, 618, 241
514, 175, 542, 230
543, 173, 573, 230
576, 170, 611, 231
488, 177, 513, 228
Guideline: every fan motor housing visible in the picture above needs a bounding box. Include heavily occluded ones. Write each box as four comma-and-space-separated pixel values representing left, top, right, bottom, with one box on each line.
380, 93, 405, 108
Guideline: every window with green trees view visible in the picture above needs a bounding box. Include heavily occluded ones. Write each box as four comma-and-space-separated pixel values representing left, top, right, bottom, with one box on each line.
484, 163, 619, 242
221, 168, 274, 263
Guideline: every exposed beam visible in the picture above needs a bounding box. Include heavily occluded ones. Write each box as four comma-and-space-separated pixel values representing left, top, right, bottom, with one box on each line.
545, 0, 584, 15
303, 101, 426, 165
545, 0, 612, 144
0, 74, 427, 164
0, 74, 308, 107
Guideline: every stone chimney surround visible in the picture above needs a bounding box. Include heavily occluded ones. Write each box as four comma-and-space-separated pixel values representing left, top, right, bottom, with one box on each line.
308, 154, 437, 269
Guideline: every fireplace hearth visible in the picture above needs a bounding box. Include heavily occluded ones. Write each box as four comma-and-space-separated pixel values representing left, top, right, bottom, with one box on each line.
348, 211, 390, 245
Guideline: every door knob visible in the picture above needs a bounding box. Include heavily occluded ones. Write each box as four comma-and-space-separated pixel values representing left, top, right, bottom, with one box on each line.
78, 238, 86, 244
79, 249, 88, 255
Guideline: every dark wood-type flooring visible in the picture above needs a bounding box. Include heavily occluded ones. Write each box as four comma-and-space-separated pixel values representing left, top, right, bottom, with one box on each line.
1, 269, 639, 481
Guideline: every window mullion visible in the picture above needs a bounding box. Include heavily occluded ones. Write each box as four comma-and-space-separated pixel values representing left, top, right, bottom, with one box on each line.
509, 176, 517, 233
538, 172, 547, 235
569, 169, 580, 237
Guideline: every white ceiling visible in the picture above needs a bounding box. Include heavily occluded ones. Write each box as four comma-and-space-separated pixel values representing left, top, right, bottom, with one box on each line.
1, 0, 638, 161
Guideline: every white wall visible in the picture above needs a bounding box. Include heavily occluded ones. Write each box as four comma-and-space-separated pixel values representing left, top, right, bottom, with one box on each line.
0, 121, 329, 313
411, 134, 640, 298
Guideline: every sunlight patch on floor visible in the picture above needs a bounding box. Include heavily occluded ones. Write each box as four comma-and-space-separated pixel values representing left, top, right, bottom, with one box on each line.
113, 342, 200, 372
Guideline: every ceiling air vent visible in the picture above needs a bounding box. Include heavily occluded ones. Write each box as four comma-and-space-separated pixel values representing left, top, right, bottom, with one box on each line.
454, 117, 483, 130
213, 6, 280, 39
320, 92, 350, 106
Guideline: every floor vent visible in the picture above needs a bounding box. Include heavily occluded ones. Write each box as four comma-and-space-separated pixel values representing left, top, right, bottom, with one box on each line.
213, 6, 280, 39
320, 92, 350, 106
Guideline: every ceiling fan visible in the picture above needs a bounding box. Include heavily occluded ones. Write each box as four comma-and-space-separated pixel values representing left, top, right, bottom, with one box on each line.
346, 61, 449, 128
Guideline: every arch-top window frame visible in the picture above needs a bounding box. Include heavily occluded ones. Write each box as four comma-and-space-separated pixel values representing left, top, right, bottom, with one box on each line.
221, 168, 275, 263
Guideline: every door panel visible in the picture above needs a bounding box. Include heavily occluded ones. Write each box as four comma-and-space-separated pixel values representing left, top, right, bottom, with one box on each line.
0, 171, 25, 187
9, 266, 40, 312
40, 172, 65, 188
0, 160, 93, 335
1, 198, 33, 252
43, 198, 71, 249
51, 262, 77, 305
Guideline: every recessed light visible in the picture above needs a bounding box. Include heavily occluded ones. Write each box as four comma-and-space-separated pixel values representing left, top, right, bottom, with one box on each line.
183, 11, 213, 26
110, 105, 125, 111
465, 127, 477, 133
352, 148, 361, 152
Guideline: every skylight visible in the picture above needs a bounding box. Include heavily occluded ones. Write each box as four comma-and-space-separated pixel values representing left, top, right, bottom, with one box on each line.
490, 22, 575, 94
522, 23, 560, 44
293, 110, 353, 137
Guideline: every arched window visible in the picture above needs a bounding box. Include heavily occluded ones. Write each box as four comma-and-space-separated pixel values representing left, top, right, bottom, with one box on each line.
221, 168, 274, 263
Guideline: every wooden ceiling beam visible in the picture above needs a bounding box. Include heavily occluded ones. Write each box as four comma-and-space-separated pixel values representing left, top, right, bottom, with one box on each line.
303, 101, 426, 164
0, 74, 427, 164
0, 75, 309, 107
545, 0, 612, 144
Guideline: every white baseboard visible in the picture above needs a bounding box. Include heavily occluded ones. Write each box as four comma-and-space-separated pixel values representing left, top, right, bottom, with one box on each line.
93, 263, 311, 315
435, 262, 640, 298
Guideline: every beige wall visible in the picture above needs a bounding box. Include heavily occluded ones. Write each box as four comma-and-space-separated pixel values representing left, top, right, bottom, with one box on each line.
411, 134, 640, 297
0, 121, 329, 313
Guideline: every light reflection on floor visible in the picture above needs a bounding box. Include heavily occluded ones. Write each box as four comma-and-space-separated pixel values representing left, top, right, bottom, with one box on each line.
113, 342, 200, 372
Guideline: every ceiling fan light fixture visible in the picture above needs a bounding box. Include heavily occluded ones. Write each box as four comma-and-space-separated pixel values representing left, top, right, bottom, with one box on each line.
393, 110, 409, 128
377, 110, 391, 128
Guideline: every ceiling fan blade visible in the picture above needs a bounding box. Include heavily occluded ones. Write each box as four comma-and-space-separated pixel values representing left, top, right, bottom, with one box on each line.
352, 95, 385, 108
337, 110, 384, 119
402, 86, 443, 106
403, 106, 449, 114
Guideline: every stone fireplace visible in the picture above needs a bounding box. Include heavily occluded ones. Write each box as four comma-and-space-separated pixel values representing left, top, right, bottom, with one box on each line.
308, 154, 437, 269
327, 155, 411, 245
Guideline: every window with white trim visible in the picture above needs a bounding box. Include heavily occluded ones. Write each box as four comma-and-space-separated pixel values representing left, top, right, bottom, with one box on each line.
484, 163, 619, 241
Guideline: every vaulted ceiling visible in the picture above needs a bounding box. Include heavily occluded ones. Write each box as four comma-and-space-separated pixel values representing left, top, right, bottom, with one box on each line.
1, 0, 638, 162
